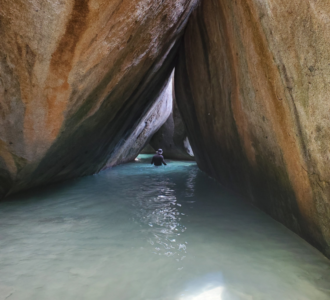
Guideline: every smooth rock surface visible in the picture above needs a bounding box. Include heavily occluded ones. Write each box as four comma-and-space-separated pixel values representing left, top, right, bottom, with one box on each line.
106, 75, 173, 167
150, 80, 194, 160
175, 0, 330, 257
0, 0, 198, 197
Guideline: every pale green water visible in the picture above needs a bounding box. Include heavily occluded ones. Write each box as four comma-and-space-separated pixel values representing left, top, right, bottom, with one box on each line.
0, 154, 330, 300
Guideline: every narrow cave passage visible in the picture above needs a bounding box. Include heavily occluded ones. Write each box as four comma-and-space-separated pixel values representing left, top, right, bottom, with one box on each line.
2, 0, 330, 298
1, 155, 330, 300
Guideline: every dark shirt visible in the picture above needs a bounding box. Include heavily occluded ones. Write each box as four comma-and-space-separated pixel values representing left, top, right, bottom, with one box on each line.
151, 154, 167, 166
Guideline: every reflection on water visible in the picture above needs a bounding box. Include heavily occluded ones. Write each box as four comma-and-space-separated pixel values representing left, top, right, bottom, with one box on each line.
131, 178, 188, 266
181, 287, 224, 300
185, 167, 198, 198
0, 154, 330, 300
180, 272, 224, 300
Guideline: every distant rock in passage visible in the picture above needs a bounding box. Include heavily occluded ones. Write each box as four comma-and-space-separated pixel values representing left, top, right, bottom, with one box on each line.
150, 79, 194, 161
106, 75, 173, 166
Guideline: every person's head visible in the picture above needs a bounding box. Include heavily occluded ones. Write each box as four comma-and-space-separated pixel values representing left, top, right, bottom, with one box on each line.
157, 149, 163, 155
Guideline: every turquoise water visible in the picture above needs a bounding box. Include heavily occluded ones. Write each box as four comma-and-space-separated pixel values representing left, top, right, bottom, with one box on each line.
0, 154, 330, 300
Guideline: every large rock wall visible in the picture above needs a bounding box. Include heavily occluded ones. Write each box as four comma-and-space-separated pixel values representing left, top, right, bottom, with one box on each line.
0, 0, 198, 197
176, 0, 330, 257
150, 79, 194, 160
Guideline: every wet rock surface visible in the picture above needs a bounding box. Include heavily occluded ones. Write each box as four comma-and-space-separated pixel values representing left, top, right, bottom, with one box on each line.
0, 0, 198, 197
175, 0, 330, 257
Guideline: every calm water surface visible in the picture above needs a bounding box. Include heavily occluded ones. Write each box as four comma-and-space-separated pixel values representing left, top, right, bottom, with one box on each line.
0, 154, 330, 300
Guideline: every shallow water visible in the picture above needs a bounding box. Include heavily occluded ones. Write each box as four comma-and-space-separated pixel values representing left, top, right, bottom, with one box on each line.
1, 154, 330, 300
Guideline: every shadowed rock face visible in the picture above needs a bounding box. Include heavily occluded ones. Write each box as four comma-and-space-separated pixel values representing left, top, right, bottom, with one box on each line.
175, 0, 330, 257
150, 79, 194, 161
106, 74, 173, 167
140, 144, 156, 155
0, 0, 198, 197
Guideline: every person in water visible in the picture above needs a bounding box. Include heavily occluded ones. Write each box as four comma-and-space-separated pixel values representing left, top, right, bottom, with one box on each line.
151, 149, 167, 166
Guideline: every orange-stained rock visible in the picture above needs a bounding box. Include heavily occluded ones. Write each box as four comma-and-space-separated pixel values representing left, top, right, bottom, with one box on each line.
0, 0, 198, 197
175, 0, 330, 257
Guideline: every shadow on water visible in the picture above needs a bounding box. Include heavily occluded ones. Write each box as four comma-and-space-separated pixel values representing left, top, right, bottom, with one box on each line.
0, 154, 330, 300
